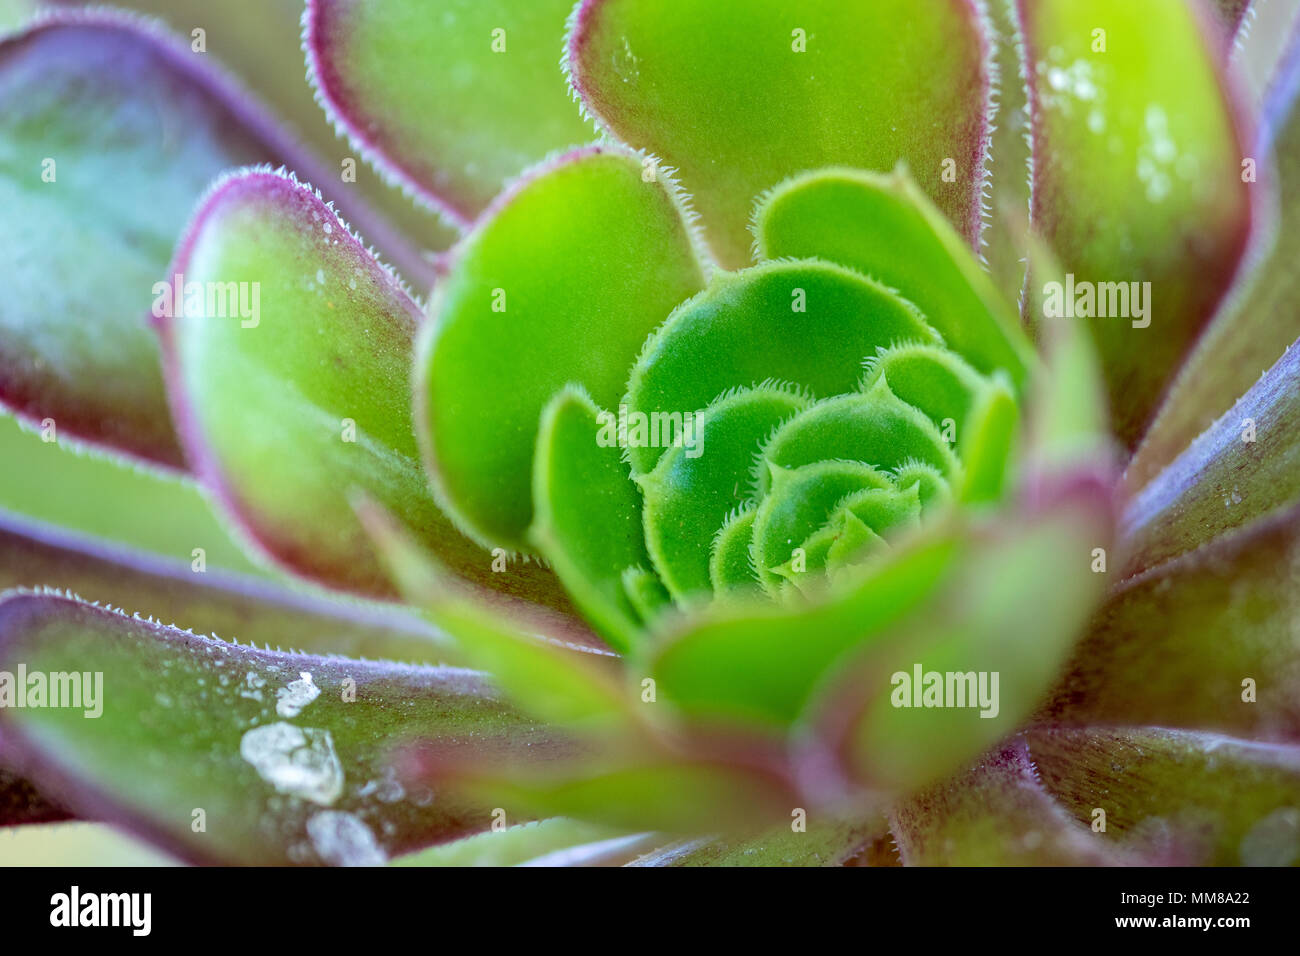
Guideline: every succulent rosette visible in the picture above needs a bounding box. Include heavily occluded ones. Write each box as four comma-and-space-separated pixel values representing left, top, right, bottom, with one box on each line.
0, 0, 1298, 867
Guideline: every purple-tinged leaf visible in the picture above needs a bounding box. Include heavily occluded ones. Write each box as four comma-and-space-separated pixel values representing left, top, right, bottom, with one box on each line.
0, 592, 561, 865
1042, 501, 1300, 740
46, 0, 459, 256
1127, 23, 1300, 490
567, 0, 995, 268
888, 738, 1129, 865
305, 0, 591, 227
1027, 726, 1300, 865
1119, 338, 1300, 575
155, 167, 583, 623
0, 11, 434, 469
1015, 0, 1254, 447
0, 510, 451, 665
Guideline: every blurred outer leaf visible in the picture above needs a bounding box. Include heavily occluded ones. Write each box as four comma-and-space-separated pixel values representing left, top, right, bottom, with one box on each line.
391, 818, 636, 866
753, 167, 1033, 386
530, 387, 651, 652
47, 0, 458, 257
567, 0, 994, 268
0, 12, 436, 470
1016, 0, 1252, 448
1118, 338, 1300, 576
980, 0, 1033, 303
0, 766, 68, 826
419, 146, 706, 552
0, 511, 452, 665
0, 593, 564, 865
627, 817, 889, 867
815, 472, 1113, 793
1041, 501, 1300, 740
651, 532, 963, 728
1127, 24, 1300, 491
1027, 726, 1300, 865
1208, 0, 1256, 49
358, 500, 633, 731
307, 0, 591, 226
155, 169, 574, 617
396, 751, 800, 836
888, 738, 1123, 865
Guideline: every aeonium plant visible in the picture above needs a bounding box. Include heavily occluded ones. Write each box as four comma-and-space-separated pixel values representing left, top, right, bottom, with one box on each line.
0, 0, 1297, 866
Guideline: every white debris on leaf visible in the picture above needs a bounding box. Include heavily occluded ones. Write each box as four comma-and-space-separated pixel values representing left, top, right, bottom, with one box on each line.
276, 671, 321, 717
306, 811, 388, 867
239, 670, 267, 702
240, 721, 343, 806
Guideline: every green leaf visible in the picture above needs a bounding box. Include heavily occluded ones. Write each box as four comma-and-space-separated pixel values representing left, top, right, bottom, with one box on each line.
628, 816, 889, 867
624, 260, 939, 474
529, 386, 655, 652
390, 817, 637, 866
757, 383, 962, 497
889, 737, 1124, 865
0, 592, 556, 864
358, 500, 633, 731
157, 168, 571, 611
1119, 339, 1300, 576
750, 460, 893, 593
637, 384, 809, 600
754, 168, 1033, 385
1041, 500, 1300, 739
0, 11, 438, 470
651, 530, 963, 727
567, 0, 995, 266
1027, 726, 1300, 865
306, 0, 591, 224
1015, 0, 1253, 447
419, 146, 706, 552
1127, 33, 1300, 489
811, 472, 1114, 792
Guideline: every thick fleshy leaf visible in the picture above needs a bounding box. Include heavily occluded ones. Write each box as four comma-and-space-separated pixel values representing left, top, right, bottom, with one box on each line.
567, 0, 994, 266
624, 260, 938, 475
1042, 501, 1300, 740
529, 387, 654, 652
888, 738, 1124, 865
306, 0, 591, 226
1027, 726, 1300, 865
419, 146, 706, 552
753, 167, 1033, 385
1016, 0, 1253, 447
0, 510, 451, 664
358, 500, 633, 732
807, 471, 1114, 793
391, 817, 638, 866
638, 384, 810, 600
628, 816, 889, 867
1126, 27, 1300, 489
155, 167, 574, 616
49, 0, 459, 256
0, 592, 560, 865
1119, 338, 1300, 576
393, 743, 800, 836
651, 530, 964, 728
0, 12, 433, 469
